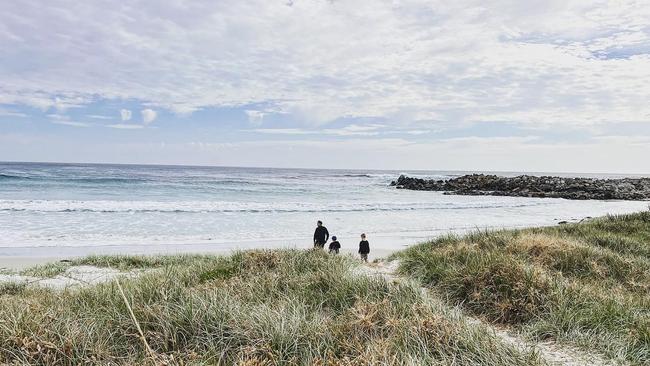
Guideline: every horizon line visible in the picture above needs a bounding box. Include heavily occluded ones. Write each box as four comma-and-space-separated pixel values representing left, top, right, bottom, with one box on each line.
1, 159, 648, 177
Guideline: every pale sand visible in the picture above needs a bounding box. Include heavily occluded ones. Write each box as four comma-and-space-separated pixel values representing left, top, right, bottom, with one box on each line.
0, 247, 397, 271
0, 231, 407, 271
0, 256, 71, 271
0, 264, 147, 290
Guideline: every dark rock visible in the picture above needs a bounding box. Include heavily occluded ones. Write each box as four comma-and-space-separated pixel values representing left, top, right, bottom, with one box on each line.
390, 174, 650, 201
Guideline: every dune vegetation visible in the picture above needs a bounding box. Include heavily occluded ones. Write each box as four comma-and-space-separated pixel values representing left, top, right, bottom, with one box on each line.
396, 211, 650, 365
0, 250, 540, 365
2, 212, 649, 365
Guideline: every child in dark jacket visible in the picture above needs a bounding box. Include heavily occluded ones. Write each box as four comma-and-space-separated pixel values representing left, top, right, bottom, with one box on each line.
358, 233, 370, 262
329, 235, 341, 254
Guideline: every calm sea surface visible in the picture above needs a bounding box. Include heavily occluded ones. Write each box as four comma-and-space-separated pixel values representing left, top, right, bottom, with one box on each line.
1, 162, 647, 257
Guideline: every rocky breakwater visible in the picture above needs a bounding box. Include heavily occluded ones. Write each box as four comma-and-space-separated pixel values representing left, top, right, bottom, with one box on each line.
390, 174, 650, 200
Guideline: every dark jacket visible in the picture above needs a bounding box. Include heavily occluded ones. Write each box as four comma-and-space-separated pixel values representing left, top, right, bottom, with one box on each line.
314, 226, 329, 244
358, 240, 370, 254
329, 240, 341, 251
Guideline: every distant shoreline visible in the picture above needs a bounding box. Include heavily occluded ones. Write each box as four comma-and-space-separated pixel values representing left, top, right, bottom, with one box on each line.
2, 160, 649, 177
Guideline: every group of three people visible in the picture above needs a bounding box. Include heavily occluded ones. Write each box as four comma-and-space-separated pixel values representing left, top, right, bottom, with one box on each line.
313, 220, 370, 262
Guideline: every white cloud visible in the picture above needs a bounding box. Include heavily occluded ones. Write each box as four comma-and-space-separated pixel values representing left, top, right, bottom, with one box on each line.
252, 124, 384, 136
87, 114, 112, 120
0, 108, 27, 118
51, 96, 86, 112
141, 108, 157, 124
245, 110, 265, 126
107, 124, 144, 129
46, 114, 67, 120
47, 113, 91, 127
51, 120, 90, 127
336, 124, 384, 133
252, 128, 310, 135
171, 136, 650, 173
120, 109, 132, 121
3, 131, 648, 173
591, 135, 650, 146
402, 130, 431, 135
1, 0, 649, 130
1, 1, 650, 172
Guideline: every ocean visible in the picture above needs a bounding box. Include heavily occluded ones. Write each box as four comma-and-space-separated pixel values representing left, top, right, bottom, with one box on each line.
1, 162, 647, 258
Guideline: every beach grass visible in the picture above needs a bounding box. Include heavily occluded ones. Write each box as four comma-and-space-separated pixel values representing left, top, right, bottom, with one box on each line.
0, 250, 540, 365
396, 211, 650, 365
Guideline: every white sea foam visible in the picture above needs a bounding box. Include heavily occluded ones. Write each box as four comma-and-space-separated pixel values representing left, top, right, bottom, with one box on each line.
1, 163, 648, 253
0, 198, 550, 213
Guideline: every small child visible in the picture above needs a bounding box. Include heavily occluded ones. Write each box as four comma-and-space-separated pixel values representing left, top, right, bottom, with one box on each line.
329, 235, 341, 254
358, 233, 370, 262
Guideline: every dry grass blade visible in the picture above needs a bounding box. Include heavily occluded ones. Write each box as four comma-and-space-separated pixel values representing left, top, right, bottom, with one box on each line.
113, 269, 158, 363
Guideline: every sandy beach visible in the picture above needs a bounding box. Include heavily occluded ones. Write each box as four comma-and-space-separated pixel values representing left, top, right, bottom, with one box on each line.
0, 242, 401, 271
0, 256, 65, 271
1, 211, 644, 271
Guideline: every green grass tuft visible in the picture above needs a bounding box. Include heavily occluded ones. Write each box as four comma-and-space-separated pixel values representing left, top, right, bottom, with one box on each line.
0, 250, 540, 365
396, 212, 650, 365
0, 282, 27, 296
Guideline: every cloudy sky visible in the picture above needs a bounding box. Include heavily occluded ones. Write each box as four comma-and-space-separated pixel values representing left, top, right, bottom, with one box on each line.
1, 0, 650, 173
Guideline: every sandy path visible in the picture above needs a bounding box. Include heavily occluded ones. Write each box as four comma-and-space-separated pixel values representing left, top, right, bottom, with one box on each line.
357, 260, 617, 366
0, 265, 146, 290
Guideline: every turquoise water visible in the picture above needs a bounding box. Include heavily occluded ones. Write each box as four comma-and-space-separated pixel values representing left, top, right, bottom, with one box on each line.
1, 162, 647, 257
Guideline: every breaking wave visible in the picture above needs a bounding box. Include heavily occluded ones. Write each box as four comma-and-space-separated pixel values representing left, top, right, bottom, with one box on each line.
0, 199, 547, 214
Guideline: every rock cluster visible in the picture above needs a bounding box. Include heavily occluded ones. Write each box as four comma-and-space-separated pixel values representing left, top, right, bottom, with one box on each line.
390, 174, 650, 200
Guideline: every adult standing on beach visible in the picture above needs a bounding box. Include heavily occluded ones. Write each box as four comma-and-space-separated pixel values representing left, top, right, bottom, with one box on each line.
313, 220, 329, 249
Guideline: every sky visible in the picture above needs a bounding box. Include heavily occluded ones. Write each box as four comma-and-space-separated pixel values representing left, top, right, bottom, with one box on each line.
1, 0, 650, 173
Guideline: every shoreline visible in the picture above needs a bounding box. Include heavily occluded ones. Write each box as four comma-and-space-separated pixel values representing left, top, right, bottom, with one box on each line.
2, 208, 645, 271
0, 218, 582, 270
0, 217, 599, 271
0, 245, 401, 271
